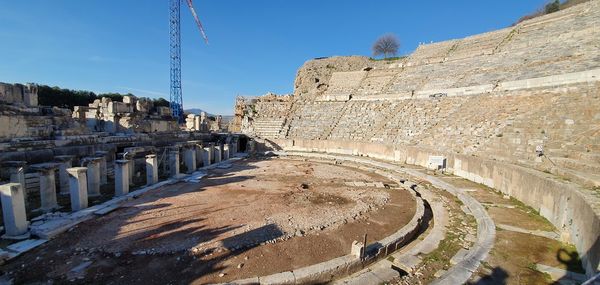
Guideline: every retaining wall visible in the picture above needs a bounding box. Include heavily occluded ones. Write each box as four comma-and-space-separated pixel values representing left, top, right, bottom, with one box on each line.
226, 155, 426, 284
266, 138, 600, 277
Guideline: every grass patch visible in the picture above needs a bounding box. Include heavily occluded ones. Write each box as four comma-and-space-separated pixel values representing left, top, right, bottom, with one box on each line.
369, 56, 407, 62
423, 231, 461, 264
526, 262, 538, 271
421, 209, 470, 283
507, 196, 555, 230
454, 197, 463, 206
591, 188, 600, 198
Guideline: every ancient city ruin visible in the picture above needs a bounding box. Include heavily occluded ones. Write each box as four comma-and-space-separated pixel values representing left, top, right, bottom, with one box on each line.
0, 1, 599, 284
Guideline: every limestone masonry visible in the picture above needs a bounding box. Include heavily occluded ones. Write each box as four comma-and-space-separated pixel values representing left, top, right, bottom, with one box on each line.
237, 0, 600, 279
1, 1, 600, 284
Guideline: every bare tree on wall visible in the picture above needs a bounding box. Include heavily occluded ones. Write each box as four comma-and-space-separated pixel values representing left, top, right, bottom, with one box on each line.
372, 34, 400, 59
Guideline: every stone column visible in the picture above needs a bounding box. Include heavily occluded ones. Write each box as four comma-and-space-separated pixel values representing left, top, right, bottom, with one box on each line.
203, 146, 212, 167
214, 145, 222, 163
169, 147, 180, 178
83, 158, 101, 197
184, 146, 197, 173
95, 151, 109, 185
67, 167, 88, 211
3, 161, 27, 202
115, 160, 130, 196
195, 147, 204, 167
188, 141, 202, 167
128, 157, 135, 184
55, 155, 74, 195
0, 183, 30, 239
195, 145, 203, 167
194, 116, 201, 131
229, 140, 235, 155
145, 155, 158, 185
233, 139, 239, 154
223, 144, 230, 160
119, 152, 135, 185
35, 165, 59, 212
248, 140, 256, 153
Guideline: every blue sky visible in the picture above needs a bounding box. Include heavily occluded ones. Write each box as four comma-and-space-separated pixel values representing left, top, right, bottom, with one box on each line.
0, 0, 546, 115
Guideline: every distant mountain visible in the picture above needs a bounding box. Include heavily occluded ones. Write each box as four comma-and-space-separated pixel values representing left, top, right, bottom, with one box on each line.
184, 108, 234, 121
185, 108, 212, 116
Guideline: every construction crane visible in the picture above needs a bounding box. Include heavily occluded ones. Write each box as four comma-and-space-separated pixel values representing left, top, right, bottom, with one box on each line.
169, 0, 209, 123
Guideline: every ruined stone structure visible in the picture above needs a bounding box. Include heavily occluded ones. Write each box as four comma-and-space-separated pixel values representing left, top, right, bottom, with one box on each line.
186, 112, 229, 133
0, 81, 243, 266
72, 95, 179, 134
0, 82, 38, 107
0, 82, 89, 140
239, 0, 600, 279
233, 92, 293, 138
1, 1, 599, 284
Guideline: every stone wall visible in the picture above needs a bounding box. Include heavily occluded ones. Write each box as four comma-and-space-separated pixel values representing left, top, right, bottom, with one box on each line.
235, 93, 293, 139
0, 84, 181, 140
293, 56, 375, 100
267, 138, 600, 278
72, 95, 178, 134
0, 104, 88, 142
243, 0, 600, 187
240, 0, 600, 276
0, 82, 38, 107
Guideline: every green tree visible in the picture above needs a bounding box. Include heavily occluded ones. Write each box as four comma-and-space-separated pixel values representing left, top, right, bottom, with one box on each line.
36, 84, 171, 110
152, 97, 170, 107
37, 85, 97, 108
545, 0, 560, 14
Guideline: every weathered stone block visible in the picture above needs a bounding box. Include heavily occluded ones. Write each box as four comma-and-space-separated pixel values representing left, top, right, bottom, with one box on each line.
67, 167, 88, 211
0, 183, 29, 239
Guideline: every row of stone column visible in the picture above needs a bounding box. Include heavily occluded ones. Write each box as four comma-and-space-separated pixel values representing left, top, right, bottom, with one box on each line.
112, 142, 236, 195
170, 142, 235, 177
0, 152, 111, 239
2, 153, 109, 212
0, 141, 238, 239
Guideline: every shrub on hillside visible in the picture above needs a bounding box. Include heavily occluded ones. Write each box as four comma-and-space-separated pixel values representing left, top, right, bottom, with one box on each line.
514, 0, 591, 24
545, 0, 560, 14
36, 84, 169, 110
37, 85, 97, 109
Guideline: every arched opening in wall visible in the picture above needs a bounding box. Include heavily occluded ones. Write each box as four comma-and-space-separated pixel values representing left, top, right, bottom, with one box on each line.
238, 136, 248, 152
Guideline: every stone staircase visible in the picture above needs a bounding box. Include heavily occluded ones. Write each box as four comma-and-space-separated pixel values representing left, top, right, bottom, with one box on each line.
249, 0, 600, 188
286, 101, 346, 140
250, 118, 286, 139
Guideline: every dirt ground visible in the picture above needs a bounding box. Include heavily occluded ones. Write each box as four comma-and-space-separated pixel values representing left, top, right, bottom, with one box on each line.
435, 175, 584, 285
0, 157, 417, 284
385, 169, 584, 285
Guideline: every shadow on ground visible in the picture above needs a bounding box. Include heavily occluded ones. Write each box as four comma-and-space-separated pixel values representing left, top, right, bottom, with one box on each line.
0, 157, 291, 284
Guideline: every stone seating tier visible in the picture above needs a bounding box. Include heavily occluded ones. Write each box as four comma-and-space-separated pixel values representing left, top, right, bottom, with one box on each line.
243, 0, 600, 185
239, 1, 600, 277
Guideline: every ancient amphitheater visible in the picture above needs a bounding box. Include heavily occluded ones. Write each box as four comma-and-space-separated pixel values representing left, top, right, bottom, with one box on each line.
0, 1, 599, 285
235, 1, 600, 284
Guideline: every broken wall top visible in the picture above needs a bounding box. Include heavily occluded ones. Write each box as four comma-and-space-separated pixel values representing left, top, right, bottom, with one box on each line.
0, 82, 38, 107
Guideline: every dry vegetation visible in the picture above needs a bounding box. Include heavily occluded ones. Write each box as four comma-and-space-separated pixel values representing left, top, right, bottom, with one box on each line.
514, 0, 592, 24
